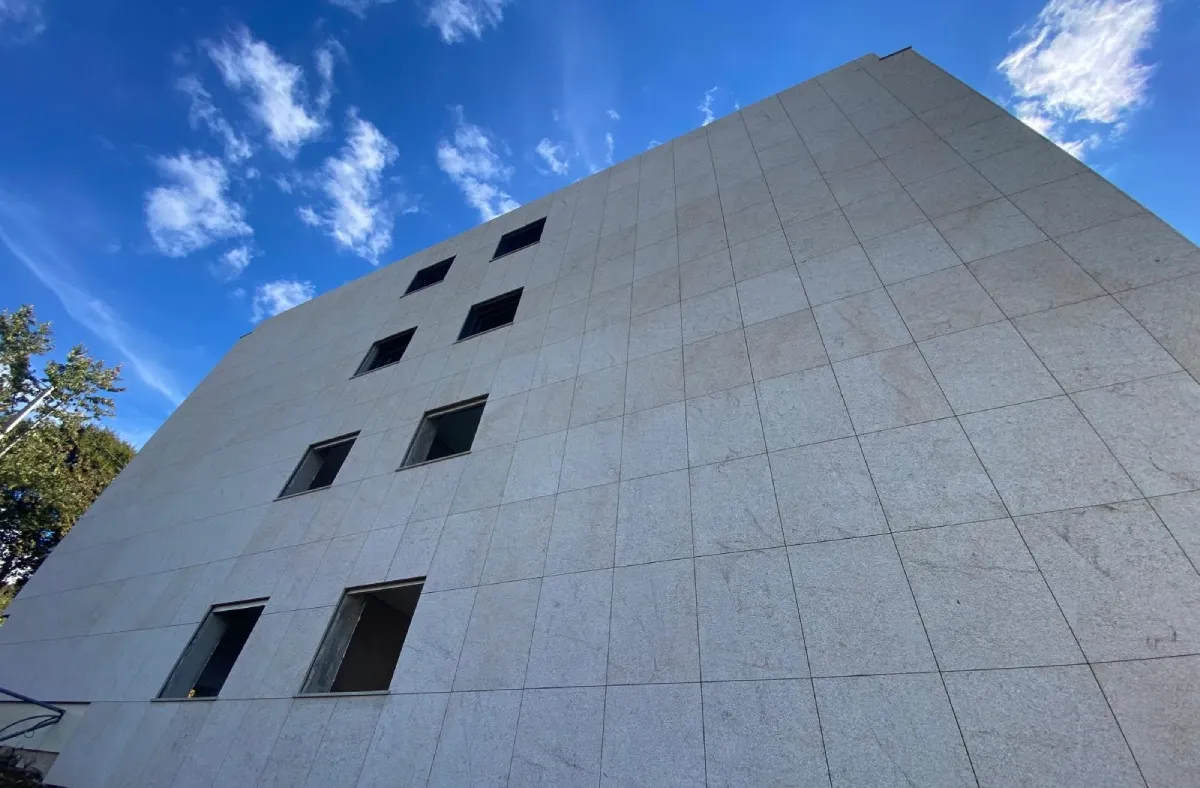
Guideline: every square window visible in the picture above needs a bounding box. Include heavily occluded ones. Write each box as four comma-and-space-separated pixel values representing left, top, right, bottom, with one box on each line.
302, 579, 424, 694
401, 396, 487, 468
280, 433, 358, 497
159, 601, 265, 699
459, 289, 522, 341
355, 328, 416, 376
406, 257, 453, 294
492, 218, 546, 260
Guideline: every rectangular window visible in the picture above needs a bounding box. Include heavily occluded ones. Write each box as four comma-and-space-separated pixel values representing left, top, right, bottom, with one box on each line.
355, 328, 416, 376
406, 257, 453, 294
279, 433, 358, 497
458, 288, 522, 341
159, 601, 266, 699
401, 396, 487, 468
492, 218, 546, 260
302, 580, 424, 694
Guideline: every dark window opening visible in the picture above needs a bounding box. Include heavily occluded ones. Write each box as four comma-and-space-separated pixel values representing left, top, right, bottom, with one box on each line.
458, 289, 522, 341
355, 329, 416, 376
492, 218, 546, 260
401, 397, 487, 468
302, 580, 424, 694
280, 433, 358, 497
406, 257, 454, 294
160, 602, 265, 699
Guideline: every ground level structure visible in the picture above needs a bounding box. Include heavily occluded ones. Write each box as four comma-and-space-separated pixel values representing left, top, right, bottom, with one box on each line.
3, 48, 1199, 788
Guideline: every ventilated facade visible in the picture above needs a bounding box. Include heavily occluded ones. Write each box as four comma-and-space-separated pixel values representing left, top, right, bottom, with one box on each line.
3, 49, 1200, 787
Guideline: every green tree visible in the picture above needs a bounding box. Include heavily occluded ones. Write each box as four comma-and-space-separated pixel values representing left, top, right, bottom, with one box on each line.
0, 306, 133, 610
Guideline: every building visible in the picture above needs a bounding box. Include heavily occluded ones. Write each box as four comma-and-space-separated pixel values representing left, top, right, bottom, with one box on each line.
2, 48, 1198, 788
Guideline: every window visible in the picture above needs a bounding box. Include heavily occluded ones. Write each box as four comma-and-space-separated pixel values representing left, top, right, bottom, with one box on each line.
406, 257, 453, 294
492, 218, 546, 260
401, 396, 487, 468
355, 329, 415, 376
302, 580, 424, 694
160, 601, 265, 699
279, 433, 358, 497
458, 288, 522, 341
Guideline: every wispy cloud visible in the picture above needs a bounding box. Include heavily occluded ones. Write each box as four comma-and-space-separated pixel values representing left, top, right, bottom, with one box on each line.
604, 132, 614, 166
436, 107, 519, 221
647, 139, 663, 150
326, 0, 395, 17
299, 109, 403, 264
213, 244, 254, 280
206, 26, 324, 158
0, 0, 45, 42
426, 0, 510, 44
698, 86, 718, 126
607, 108, 620, 121
252, 279, 315, 322
315, 38, 345, 114
145, 153, 251, 257
177, 75, 254, 163
535, 138, 570, 176
0, 192, 185, 406
998, 0, 1160, 158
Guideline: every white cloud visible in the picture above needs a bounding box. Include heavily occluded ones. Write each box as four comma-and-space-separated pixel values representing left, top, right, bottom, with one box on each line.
607, 109, 620, 121
998, 0, 1160, 158
647, 139, 663, 150
535, 138, 569, 176
214, 244, 253, 280
326, 0, 395, 17
145, 153, 251, 258
604, 132, 614, 166
298, 205, 320, 226
0, 192, 185, 406
299, 109, 402, 264
315, 38, 344, 114
206, 27, 324, 158
0, 0, 45, 41
426, 0, 509, 44
698, 86, 718, 126
252, 279, 315, 322
436, 108, 519, 221
177, 75, 254, 162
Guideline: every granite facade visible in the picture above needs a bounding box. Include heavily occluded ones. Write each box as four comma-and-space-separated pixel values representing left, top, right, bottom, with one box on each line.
3, 49, 1199, 787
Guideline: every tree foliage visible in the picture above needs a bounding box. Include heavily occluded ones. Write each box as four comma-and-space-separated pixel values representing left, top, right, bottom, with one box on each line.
1, 306, 134, 609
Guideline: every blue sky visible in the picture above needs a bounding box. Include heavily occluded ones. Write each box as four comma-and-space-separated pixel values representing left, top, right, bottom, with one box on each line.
1, 0, 1196, 445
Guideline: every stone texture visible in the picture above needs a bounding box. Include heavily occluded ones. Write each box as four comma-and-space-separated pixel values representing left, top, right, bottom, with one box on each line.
1016, 501, 1200, 661
859, 418, 1006, 530
601, 683, 705, 788
944, 666, 1143, 788
695, 548, 808, 680
770, 438, 888, 544
608, 559, 699, 683
895, 519, 1082, 669
789, 536, 936, 676
834, 344, 951, 433
816, 674, 974, 788
960, 396, 1139, 515
1093, 655, 1200, 788
702, 680, 828, 786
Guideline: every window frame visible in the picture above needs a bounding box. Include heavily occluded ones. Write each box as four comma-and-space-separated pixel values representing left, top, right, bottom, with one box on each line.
399, 395, 488, 470
277, 432, 360, 499
353, 328, 416, 377
457, 288, 523, 342
157, 599, 267, 700
405, 256, 454, 295
491, 217, 547, 261
299, 578, 425, 696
